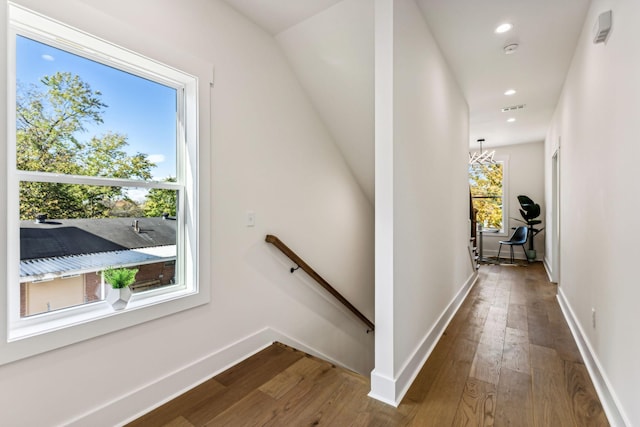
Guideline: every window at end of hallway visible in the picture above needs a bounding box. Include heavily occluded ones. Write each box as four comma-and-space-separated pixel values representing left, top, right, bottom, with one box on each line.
469, 161, 506, 233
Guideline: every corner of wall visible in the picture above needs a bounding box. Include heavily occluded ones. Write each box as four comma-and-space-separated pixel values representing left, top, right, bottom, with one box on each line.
369, 271, 478, 406
67, 327, 368, 426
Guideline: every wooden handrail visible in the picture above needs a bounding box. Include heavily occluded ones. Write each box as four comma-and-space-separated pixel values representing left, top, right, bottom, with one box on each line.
265, 234, 374, 332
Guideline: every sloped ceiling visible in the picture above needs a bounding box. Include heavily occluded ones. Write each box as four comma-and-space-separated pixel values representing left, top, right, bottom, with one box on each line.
275, 0, 374, 202
222, 0, 591, 203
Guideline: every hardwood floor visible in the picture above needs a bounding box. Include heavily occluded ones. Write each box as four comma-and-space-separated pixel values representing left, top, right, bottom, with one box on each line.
128, 263, 608, 426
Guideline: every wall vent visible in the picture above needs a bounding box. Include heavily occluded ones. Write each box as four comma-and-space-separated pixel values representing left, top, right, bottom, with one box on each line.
501, 104, 526, 112
593, 10, 612, 44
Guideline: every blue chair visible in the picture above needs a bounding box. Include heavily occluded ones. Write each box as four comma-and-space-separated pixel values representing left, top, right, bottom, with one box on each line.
497, 226, 528, 263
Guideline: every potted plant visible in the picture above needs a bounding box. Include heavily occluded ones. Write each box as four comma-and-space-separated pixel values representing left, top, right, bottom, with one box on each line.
104, 267, 138, 310
514, 195, 544, 261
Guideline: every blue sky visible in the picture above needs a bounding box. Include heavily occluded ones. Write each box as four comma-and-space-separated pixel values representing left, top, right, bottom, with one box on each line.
16, 35, 177, 181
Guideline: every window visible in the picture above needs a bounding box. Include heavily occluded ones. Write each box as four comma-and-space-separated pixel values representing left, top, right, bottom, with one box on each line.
469, 161, 506, 233
3, 4, 205, 363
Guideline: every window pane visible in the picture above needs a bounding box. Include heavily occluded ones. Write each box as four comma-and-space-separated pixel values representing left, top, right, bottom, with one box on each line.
469, 163, 502, 197
19, 182, 178, 317
469, 163, 503, 229
16, 36, 177, 181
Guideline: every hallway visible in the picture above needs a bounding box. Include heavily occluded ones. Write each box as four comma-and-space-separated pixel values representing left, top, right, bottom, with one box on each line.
129, 263, 608, 426
400, 262, 607, 426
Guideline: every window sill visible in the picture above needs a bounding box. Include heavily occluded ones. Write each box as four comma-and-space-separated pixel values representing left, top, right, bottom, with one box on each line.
479, 229, 508, 238
9, 285, 193, 342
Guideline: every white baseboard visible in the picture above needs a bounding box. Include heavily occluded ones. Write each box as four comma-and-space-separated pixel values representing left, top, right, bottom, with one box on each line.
368, 370, 399, 406
556, 289, 630, 427
369, 271, 478, 407
543, 257, 553, 282
65, 327, 356, 427
67, 269, 479, 424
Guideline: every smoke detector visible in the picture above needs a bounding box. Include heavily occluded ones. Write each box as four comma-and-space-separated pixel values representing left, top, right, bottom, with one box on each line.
503, 43, 519, 54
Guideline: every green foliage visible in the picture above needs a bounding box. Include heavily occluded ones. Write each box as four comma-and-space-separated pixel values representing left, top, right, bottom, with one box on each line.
16, 72, 155, 220
469, 163, 503, 229
143, 177, 177, 217
103, 267, 138, 289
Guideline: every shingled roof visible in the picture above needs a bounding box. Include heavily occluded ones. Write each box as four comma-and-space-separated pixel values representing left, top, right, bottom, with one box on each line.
20, 217, 176, 261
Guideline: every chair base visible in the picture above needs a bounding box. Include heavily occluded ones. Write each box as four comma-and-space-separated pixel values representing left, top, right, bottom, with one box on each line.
497, 242, 529, 265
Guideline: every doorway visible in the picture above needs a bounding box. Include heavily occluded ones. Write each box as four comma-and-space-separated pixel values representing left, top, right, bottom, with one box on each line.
550, 148, 560, 283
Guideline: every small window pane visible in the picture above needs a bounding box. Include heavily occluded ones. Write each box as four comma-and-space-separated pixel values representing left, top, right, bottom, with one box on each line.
16, 36, 177, 181
469, 162, 504, 230
19, 183, 178, 317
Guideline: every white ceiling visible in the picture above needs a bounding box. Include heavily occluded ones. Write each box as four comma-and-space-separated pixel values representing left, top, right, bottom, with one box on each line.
222, 0, 591, 200
415, 0, 590, 149
222, 0, 343, 35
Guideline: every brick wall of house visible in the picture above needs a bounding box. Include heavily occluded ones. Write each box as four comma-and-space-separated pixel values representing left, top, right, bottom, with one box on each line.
134, 261, 176, 286
83, 261, 175, 299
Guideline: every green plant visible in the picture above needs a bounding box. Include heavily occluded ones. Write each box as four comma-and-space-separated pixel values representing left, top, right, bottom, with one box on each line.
103, 267, 138, 289
514, 195, 544, 253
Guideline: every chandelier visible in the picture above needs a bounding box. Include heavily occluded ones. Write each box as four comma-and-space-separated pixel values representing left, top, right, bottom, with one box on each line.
469, 138, 495, 165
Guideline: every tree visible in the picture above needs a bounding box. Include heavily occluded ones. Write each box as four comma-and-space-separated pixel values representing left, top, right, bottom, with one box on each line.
469, 163, 503, 229
16, 72, 154, 220
143, 177, 177, 217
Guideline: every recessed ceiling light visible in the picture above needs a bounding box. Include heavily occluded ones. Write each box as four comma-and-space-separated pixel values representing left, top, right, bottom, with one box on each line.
504, 89, 516, 96
495, 23, 513, 34
507, 118, 516, 123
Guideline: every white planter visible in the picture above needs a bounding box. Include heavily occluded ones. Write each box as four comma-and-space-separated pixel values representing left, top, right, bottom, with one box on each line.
106, 286, 132, 311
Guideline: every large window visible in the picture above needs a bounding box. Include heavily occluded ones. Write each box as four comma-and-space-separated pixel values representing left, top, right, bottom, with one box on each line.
4, 4, 203, 360
469, 161, 506, 232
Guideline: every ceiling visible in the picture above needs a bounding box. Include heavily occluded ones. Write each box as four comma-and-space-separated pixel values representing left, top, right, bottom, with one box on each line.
222, 0, 591, 201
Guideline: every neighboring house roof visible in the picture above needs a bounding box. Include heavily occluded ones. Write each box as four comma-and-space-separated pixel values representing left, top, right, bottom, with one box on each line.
19, 217, 177, 280
20, 217, 176, 260
20, 245, 176, 282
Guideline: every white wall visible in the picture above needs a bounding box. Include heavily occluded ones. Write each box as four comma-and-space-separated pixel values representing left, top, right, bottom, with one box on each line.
371, 0, 474, 405
545, 0, 640, 425
479, 141, 545, 261
276, 0, 375, 203
0, 0, 375, 425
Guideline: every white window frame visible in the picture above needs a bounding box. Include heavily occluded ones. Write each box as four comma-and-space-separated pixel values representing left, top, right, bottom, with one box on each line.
470, 156, 509, 236
1, 3, 207, 365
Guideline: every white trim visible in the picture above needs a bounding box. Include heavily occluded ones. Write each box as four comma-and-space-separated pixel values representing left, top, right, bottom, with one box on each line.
470, 156, 509, 236
2, 3, 206, 365
64, 327, 366, 426
9, 3, 189, 89
543, 256, 554, 282
369, 370, 398, 407
16, 171, 181, 189
557, 288, 631, 427
369, 271, 478, 406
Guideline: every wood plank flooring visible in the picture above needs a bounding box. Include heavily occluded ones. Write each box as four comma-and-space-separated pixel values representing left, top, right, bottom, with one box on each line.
128, 263, 608, 426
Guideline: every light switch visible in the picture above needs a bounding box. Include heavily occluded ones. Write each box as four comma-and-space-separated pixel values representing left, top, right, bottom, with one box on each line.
246, 211, 255, 227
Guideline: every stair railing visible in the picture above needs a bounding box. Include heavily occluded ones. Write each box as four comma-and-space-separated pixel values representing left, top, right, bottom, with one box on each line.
265, 234, 374, 333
